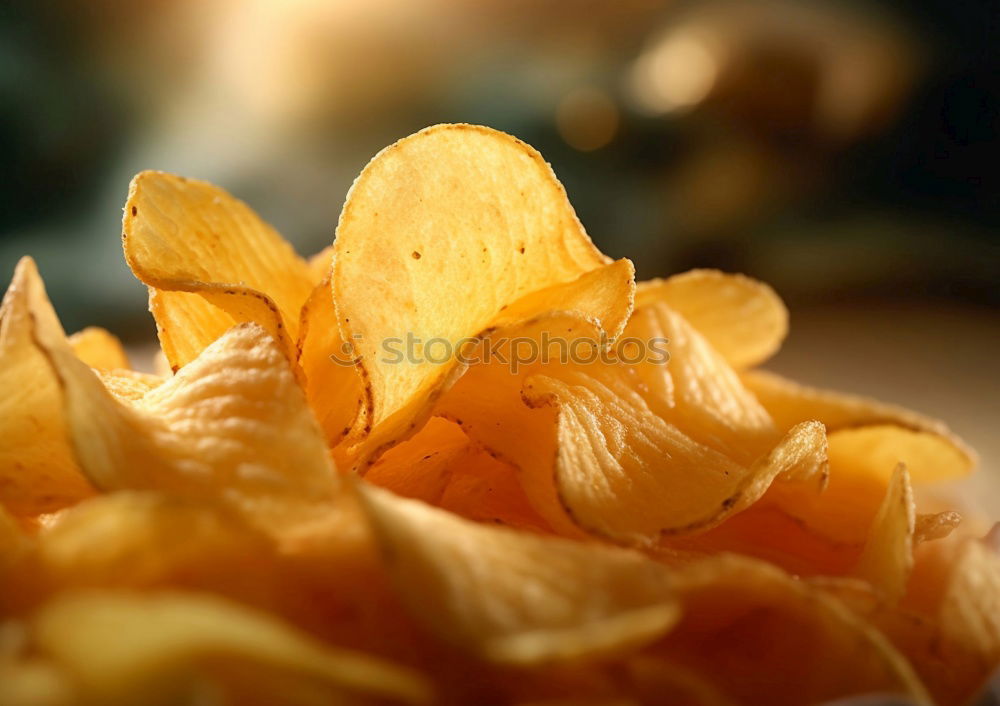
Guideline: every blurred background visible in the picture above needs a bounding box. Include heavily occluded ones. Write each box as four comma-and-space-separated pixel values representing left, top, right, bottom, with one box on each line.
1, 0, 997, 508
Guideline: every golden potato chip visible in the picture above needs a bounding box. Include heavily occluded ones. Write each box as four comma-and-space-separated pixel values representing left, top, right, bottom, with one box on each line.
95, 369, 164, 402
768, 425, 972, 545
621, 300, 777, 464
636, 270, 788, 369
655, 555, 931, 705
914, 510, 962, 544
34, 321, 335, 504
743, 369, 976, 469
67, 326, 130, 371
855, 463, 915, 601
0, 257, 94, 517
662, 503, 858, 578
31, 590, 431, 704
333, 124, 630, 465
36, 492, 276, 603
296, 275, 363, 447
435, 309, 824, 544
307, 245, 334, 283
938, 536, 1000, 670
367, 417, 549, 531
357, 483, 679, 664
123, 171, 315, 368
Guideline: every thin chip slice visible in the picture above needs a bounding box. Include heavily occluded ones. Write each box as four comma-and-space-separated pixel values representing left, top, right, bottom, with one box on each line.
636, 270, 788, 369
743, 369, 976, 470
655, 554, 932, 706
366, 417, 549, 531
855, 463, 916, 601
436, 312, 824, 544
32, 590, 431, 704
357, 484, 679, 664
333, 124, 629, 466
768, 424, 972, 545
0, 257, 94, 517
938, 536, 1000, 670
123, 171, 315, 368
95, 369, 164, 402
308, 245, 334, 283
297, 276, 364, 447
67, 327, 130, 370
521, 368, 825, 543
37, 492, 277, 603
33, 321, 335, 504
621, 301, 777, 464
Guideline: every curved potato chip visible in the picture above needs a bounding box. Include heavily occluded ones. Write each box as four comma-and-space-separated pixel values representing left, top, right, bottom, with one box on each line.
0, 258, 94, 517
307, 245, 334, 283
656, 554, 932, 705
32, 590, 431, 704
768, 425, 972, 545
436, 311, 823, 544
37, 492, 276, 602
914, 511, 962, 544
621, 301, 776, 464
367, 417, 549, 531
743, 369, 976, 470
855, 464, 916, 601
95, 369, 164, 402
814, 577, 990, 706
636, 270, 788, 369
333, 124, 628, 465
34, 321, 335, 503
123, 171, 315, 368
67, 327, 130, 371
938, 536, 1000, 671
521, 370, 824, 543
357, 484, 679, 664
297, 276, 363, 447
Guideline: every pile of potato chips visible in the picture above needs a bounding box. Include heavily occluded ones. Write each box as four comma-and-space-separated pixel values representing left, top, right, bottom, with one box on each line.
1, 124, 996, 706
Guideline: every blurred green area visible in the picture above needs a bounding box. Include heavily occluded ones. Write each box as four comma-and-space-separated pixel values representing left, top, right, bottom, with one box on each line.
1, 0, 997, 340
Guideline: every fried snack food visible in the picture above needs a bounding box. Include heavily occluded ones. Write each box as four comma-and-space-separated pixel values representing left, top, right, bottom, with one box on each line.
0, 124, 994, 706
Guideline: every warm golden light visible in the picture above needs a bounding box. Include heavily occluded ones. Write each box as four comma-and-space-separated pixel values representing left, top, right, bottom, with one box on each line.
629, 32, 719, 114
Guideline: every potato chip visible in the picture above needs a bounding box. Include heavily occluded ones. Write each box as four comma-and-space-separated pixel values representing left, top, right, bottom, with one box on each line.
367, 417, 549, 532
636, 270, 788, 369
768, 425, 972, 545
357, 483, 679, 664
296, 275, 364, 447
34, 321, 335, 504
307, 245, 334, 283
36, 492, 276, 604
914, 510, 962, 544
938, 536, 1000, 671
67, 327, 130, 371
0, 257, 94, 517
621, 300, 777, 464
743, 369, 976, 470
435, 309, 824, 544
95, 369, 164, 402
31, 590, 432, 704
332, 124, 630, 466
123, 171, 315, 369
855, 464, 916, 601
655, 554, 931, 705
